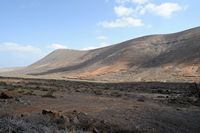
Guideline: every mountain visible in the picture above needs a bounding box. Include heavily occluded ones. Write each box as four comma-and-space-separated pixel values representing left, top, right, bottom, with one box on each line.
1, 27, 200, 82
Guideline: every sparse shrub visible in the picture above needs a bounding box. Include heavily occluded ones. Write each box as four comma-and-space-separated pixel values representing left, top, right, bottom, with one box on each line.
157, 95, 165, 98
25, 90, 35, 95
41, 88, 49, 91
110, 91, 122, 97
104, 87, 109, 90
0, 82, 6, 90
0, 115, 57, 132
42, 90, 56, 98
75, 89, 81, 93
137, 96, 145, 102
93, 89, 103, 95
156, 89, 164, 94
0, 82, 6, 86
17, 88, 25, 94
7, 86, 15, 91
16, 88, 36, 95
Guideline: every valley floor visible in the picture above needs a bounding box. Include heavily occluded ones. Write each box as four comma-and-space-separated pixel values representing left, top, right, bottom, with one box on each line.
0, 77, 200, 133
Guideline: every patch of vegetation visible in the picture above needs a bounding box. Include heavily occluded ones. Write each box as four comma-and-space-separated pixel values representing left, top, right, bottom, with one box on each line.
168, 95, 200, 107
15, 88, 35, 95
137, 96, 145, 102
93, 89, 103, 95
0, 110, 141, 133
25, 90, 35, 96
0, 82, 7, 90
41, 88, 49, 91
16, 88, 25, 94
42, 90, 56, 98
110, 91, 122, 97
6, 86, 15, 91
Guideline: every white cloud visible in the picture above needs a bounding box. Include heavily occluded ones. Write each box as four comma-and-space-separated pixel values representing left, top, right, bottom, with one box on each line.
115, 0, 149, 4
100, 1, 185, 28
48, 43, 67, 50
132, 0, 149, 4
97, 35, 108, 40
114, 2, 183, 18
115, 0, 128, 4
0, 42, 41, 53
145, 3, 183, 18
114, 6, 134, 17
99, 17, 144, 28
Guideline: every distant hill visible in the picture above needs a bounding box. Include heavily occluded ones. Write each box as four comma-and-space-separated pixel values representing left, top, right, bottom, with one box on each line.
1, 27, 200, 82
0, 67, 24, 73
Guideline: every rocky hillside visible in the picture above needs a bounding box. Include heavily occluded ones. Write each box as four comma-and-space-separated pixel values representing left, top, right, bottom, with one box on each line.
1, 27, 200, 82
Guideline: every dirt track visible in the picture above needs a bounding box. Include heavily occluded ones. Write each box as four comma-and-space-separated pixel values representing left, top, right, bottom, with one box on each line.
0, 77, 200, 133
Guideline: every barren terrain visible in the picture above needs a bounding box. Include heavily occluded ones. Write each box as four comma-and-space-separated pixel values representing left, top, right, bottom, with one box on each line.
0, 77, 200, 132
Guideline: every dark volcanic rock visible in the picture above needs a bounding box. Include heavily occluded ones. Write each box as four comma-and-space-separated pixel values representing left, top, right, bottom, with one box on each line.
0, 92, 12, 99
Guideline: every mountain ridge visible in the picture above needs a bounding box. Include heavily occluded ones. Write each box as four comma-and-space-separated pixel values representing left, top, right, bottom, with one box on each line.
1, 27, 200, 82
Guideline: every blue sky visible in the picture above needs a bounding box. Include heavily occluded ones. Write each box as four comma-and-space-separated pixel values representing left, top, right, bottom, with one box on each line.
0, 0, 199, 67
